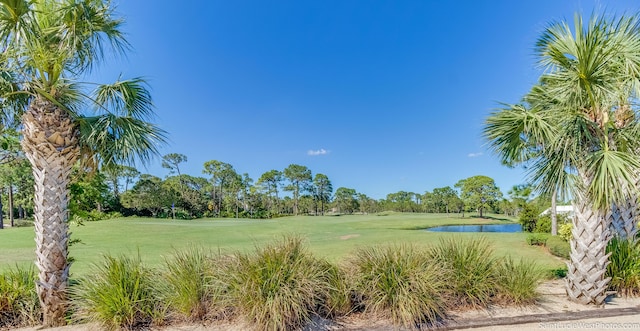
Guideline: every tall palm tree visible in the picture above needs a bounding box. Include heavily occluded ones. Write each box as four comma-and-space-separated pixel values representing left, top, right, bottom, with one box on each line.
0, 0, 166, 326
484, 13, 640, 306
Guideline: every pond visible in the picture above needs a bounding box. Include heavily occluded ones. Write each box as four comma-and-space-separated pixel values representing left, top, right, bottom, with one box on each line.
425, 224, 522, 233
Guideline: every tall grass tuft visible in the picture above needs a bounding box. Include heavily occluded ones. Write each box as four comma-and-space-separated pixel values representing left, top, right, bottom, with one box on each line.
606, 237, 640, 296
349, 245, 447, 329
495, 257, 543, 305
70, 254, 165, 330
0, 266, 40, 328
162, 246, 214, 321
224, 236, 344, 331
429, 237, 497, 308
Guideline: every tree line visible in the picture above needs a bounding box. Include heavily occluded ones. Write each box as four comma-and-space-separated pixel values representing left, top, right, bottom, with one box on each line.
0, 149, 535, 221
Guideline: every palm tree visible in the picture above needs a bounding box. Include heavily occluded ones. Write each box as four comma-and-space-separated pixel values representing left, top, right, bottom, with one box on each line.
0, 1, 166, 326
484, 13, 640, 306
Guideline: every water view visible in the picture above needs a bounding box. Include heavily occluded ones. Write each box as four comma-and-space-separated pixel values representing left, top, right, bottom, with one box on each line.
425, 224, 522, 233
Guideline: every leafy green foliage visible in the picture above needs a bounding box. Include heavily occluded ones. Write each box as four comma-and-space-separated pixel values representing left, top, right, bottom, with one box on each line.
71, 254, 165, 330
526, 233, 549, 246
518, 204, 540, 232
606, 237, 640, 297
558, 223, 573, 242
0, 266, 40, 328
454, 176, 503, 217
349, 245, 447, 328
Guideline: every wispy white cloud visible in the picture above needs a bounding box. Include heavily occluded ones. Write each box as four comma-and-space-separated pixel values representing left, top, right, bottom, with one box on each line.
468, 152, 483, 158
308, 148, 329, 156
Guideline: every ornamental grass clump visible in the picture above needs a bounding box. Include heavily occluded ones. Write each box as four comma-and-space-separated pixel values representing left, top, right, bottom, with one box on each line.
495, 257, 543, 305
606, 237, 640, 297
349, 245, 447, 329
429, 237, 498, 308
162, 246, 216, 321
0, 266, 40, 328
225, 236, 344, 331
71, 254, 165, 330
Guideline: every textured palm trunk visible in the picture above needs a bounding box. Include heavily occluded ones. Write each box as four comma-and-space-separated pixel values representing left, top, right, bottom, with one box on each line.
551, 188, 558, 236
566, 190, 611, 306
21, 98, 78, 327
607, 176, 638, 241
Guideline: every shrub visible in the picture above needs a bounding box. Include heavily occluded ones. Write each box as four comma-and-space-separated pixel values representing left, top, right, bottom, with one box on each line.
0, 266, 40, 328
558, 223, 573, 242
526, 233, 548, 246
495, 257, 543, 305
549, 267, 568, 278
429, 237, 497, 308
518, 204, 540, 232
534, 215, 551, 233
224, 236, 343, 331
349, 245, 446, 328
546, 236, 570, 260
606, 237, 640, 296
71, 254, 165, 330
162, 247, 215, 321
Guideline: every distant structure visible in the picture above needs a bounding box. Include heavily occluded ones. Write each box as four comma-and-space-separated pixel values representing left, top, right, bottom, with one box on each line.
540, 205, 574, 217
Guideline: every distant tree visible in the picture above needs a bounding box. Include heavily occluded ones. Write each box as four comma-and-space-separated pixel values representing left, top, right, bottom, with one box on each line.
257, 170, 284, 216
121, 175, 174, 217
357, 193, 379, 214
162, 153, 188, 177
203, 160, 235, 216
455, 175, 503, 218
312, 173, 332, 215
334, 187, 358, 214
385, 191, 418, 212
283, 164, 312, 215
427, 186, 461, 214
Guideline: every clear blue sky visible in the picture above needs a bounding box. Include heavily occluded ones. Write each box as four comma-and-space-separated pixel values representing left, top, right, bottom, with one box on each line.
92, 0, 639, 199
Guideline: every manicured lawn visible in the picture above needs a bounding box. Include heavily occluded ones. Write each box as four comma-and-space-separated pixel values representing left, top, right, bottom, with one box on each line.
0, 213, 564, 276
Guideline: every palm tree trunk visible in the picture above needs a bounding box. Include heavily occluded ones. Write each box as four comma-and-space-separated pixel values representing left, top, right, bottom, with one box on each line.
21, 98, 79, 327
566, 193, 611, 306
551, 188, 558, 236
607, 177, 638, 241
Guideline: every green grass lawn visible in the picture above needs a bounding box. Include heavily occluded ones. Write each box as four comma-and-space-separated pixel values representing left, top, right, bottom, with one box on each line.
0, 213, 564, 276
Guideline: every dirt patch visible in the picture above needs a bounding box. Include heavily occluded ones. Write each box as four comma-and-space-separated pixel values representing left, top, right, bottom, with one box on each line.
340, 234, 360, 240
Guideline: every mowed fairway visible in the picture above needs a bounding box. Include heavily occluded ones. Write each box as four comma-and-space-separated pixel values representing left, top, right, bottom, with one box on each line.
0, 213, 564, 276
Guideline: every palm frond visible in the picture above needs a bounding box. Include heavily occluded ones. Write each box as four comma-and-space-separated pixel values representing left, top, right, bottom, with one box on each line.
483, 103, 557, 166
58, 0, 129, 73
585, 149, 640, 209
92, 78, 153, 119
78, 113, 167, 168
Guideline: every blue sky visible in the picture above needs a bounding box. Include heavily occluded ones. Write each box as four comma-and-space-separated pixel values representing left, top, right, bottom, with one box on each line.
92, 0, 639, 199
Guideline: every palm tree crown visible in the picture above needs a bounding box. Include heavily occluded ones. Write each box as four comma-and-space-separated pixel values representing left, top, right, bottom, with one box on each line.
484, 12, 640, 306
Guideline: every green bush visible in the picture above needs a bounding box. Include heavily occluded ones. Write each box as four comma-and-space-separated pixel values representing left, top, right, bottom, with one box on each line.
606, 237, 640, 296
224, 236, 344, 331
0, 266, 40, 328
549, 267, 568, 279
162, 247, 215, 321
429, 237, 497, 308
349, 245, 446, 328
534, 216, 551, 233
526, 233, 548, 246
495, 257, 543, 305
518, 204, 540, 232
546, 236, 570, 260
558, 223, 573, 242
71, 254, 165, 330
